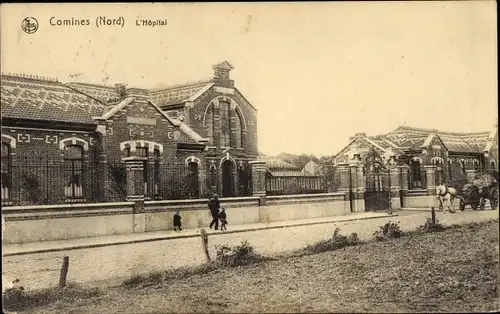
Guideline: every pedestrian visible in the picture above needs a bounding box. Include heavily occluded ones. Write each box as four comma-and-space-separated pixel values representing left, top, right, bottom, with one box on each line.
208, 193, 220, 230
219, 208, 228, 231
173, 210, 182, 231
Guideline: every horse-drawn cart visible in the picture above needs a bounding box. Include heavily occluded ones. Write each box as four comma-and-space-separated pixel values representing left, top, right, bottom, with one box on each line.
458, 179, 498, 211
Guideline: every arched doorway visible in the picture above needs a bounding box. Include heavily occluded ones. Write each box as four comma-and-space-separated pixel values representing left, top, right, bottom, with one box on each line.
222, 160, 234, 197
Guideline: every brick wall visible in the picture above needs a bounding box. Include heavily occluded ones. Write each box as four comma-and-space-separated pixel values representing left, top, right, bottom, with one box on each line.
187, 86, 258, 157
1, 126, 99, 205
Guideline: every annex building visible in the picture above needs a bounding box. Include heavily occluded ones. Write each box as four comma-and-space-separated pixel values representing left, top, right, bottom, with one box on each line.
1, 61, 259, 205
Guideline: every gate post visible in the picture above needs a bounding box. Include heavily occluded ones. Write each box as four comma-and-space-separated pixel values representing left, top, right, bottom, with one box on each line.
249, 160, 267, 197
389, 166, 401, 210
335, 162, 352, 214
424, 165, 439, 208
349, 161, 365, 213
250, 160, 268, 223
398, 165, 409, 208
122, 156, 146, 233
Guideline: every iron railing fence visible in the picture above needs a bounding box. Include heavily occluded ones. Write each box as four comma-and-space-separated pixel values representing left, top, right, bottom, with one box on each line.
1, 157, 222, 206
266, 175, 327, 196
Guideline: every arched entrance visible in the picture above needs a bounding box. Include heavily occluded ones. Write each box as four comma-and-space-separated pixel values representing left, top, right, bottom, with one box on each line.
222, 160, 234, 197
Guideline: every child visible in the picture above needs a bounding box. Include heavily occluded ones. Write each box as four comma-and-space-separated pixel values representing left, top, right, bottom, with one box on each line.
173, 211, 182, 231
219, 208, 228, 231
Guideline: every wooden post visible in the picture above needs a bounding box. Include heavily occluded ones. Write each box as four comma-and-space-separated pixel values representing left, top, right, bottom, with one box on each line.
200, 229, 210, 262
431, 207, 436, 227
59, 256, 69, 287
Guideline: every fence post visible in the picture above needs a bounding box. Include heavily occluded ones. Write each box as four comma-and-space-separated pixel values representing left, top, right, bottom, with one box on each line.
431, 207, 436, 227
59, 256, 69, 287
200, 228, 210, 262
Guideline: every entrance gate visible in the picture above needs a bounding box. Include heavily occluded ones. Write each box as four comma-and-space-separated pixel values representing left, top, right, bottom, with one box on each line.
364, 150, 389, 211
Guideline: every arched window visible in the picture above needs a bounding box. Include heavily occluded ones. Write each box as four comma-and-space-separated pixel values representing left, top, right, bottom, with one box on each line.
206, 106, 214, 145
209, 165, 217, 191
204, 98, 245, 149
153, 149, 161, 198
473, 159, 481, 173
410, 159, 422, 189
1, 142, 11, 202
460, 160, 466, 175
447, 160, 453, 182
136, 147, 149, 195
235, 111, 242, 149
186, 162, 200, 199
219, 101, 231, 147
64, 145, 84, 200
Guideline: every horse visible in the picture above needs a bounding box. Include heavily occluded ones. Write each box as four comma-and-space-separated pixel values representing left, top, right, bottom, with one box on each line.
436, 184, 457, 213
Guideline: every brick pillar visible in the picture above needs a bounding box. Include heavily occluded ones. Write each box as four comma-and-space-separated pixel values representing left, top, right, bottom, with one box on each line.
250, 160, 268, 223
335, 162, 352, 214
249, 160, 266, 197
122, 157, 146, 203
389, 165, 401, 209
424, 165, 437, 195
466, 169, 476, 183
399, 165, 409, 208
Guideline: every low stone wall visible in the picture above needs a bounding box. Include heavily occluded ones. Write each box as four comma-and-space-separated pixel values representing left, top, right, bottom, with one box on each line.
262, 193, 349, 223
405, 190, 440, 208
3, 202, 134, 244
2, 193, 348, 244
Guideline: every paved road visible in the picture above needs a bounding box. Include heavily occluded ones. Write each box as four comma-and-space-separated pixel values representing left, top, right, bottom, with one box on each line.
2, 210, 498, 290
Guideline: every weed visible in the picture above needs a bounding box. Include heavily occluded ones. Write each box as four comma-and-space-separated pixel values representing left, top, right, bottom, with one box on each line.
417, 217, 446, 233
296, 228, 362, 256
373, 221, 403, 241
2, 280, 102, 312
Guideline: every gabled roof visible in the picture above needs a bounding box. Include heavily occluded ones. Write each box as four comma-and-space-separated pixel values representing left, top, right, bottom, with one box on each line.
91, 97, 208, 145
149, 80, 214, 108
338, 125, 497, 157
386, 125, 492, 153
1, 73, 104, 125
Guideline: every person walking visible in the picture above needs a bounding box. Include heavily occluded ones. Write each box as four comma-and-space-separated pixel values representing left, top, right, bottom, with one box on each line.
208, 193, 220, 230
173, 210, 182, 231
219, 208, 228, 231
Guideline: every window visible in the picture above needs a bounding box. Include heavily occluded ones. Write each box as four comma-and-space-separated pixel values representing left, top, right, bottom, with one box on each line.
219, 101, 231, 147
64, 145, 84, 199
235, 111, 242, 148
187, 162, 199, 199
473, 160, 481, 173
460, 160, 466, 175
206, 106, 214, 145
209, 165, 217, 190
136, 147, 149, 194
153, 149, 161, 197
1, 142, 11, 201
410, 159, 422, 189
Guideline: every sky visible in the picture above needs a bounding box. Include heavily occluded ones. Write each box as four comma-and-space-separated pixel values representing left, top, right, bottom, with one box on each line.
1, 2, 497, 157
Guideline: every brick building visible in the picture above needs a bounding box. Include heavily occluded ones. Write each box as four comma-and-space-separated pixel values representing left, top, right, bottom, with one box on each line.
336, 125, 498, 188
1, 61, 259, 205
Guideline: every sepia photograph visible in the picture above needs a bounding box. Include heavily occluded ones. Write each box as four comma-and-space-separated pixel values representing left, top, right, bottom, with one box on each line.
1, 2, 498, 313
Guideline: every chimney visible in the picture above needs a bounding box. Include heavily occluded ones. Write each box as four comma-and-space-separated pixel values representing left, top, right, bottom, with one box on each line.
212, 61, 234, 88
115, 83, 127, 100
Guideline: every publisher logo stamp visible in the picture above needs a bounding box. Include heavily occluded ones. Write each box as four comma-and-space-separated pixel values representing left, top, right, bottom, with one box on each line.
22, 17, 39, 34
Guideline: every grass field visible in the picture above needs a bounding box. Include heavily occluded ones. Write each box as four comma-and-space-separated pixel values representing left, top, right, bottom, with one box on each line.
4, 220, 500, 313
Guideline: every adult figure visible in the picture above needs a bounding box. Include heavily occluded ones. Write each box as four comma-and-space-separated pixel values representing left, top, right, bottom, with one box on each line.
208, 193, 220, 230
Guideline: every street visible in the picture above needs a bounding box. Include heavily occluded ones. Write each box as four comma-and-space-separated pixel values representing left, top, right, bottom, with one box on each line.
2, 210, 498, 291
